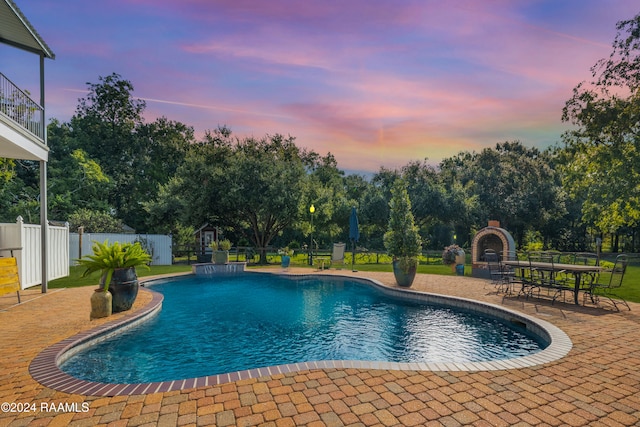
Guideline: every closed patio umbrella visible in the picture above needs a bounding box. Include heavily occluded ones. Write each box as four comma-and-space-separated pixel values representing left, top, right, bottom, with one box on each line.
349, 207, 359, 271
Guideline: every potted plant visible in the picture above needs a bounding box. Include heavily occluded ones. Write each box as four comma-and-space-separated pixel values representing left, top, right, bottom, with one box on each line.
383, 179, 422, 287
77, 240, 152, 315
280, 247, 293, 268
211, 239, 232, 264
443, 244, 465, 275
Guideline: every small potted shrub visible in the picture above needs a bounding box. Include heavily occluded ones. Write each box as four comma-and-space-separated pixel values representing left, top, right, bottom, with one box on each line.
77, 240, 151, 316
383, 179, 422, 287
211, 239, 232, 264
280, 247, 293, 268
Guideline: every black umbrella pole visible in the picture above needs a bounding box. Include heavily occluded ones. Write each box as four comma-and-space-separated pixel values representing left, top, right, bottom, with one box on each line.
351, 240, 356, 272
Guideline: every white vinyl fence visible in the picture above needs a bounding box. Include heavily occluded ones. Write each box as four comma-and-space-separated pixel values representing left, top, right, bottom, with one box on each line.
0, 216, 70, 289
69, 233, 172, 266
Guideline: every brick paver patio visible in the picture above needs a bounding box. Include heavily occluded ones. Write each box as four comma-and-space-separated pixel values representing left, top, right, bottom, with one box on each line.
1, 269, 639, 426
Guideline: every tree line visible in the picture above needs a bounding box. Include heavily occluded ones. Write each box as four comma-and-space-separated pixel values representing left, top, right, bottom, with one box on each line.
1, 14, 639, 255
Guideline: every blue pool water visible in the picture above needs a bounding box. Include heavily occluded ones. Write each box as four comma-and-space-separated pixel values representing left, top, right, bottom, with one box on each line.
61, 274, 546, 383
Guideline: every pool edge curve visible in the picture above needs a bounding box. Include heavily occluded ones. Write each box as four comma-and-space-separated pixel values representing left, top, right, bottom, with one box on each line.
29, 272, 573, 397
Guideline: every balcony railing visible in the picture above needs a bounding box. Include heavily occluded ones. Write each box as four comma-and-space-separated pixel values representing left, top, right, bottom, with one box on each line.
0, 72, 45, 141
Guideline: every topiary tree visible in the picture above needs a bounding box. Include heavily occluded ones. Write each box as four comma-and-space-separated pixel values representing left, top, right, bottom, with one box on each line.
383, 179, 422, 274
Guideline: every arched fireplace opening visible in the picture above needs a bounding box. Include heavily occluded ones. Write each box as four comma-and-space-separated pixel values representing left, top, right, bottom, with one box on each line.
471, 220, 516, 278
476, 234, 504, 261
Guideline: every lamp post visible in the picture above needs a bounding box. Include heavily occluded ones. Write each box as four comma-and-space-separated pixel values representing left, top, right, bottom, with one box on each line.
309, 204, 315, 266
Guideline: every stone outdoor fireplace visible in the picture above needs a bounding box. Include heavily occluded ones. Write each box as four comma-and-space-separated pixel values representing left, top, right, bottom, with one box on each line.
471, 220, 516, 278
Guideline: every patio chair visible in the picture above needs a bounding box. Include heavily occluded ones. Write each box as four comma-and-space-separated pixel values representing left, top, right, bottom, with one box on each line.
546, 250, 563, 263
525, 252, 571, 303
0, 257, 21, 303
330, 243, 346, 269
583, 254, 630, 311
501, 251, 526, 296
486, 250, 514, 294
523, 252, 545, 299
573, 252, 599, 265
572, 252, 600, 289
547, 252, 573, 302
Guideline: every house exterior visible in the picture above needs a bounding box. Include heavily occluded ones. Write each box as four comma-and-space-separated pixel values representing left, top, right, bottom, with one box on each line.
1, 0, 57, 292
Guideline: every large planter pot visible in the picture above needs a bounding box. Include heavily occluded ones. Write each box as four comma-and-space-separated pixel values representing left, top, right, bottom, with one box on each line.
103, 267, 139, 313
392, 259, 417, 287
446, 250, 466, 273
212, 250, 229, 265
281, 255, 291, 268
90, 289, 112, 319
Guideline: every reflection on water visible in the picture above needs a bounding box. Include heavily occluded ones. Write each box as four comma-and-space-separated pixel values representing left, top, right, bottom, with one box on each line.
61, 274, 544, 383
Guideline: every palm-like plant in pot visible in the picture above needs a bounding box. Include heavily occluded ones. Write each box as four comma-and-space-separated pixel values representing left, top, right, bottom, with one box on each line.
383, 179, 422, 287
77, 240, 152, 315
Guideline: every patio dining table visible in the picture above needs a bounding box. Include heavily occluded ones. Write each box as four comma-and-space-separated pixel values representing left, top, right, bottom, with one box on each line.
502, 260, 603, 305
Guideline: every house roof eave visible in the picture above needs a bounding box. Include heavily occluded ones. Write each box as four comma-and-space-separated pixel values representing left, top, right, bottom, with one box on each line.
0, 0, 55, 59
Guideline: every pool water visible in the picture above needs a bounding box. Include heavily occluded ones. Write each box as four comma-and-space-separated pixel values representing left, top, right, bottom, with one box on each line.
61, 274, 545, 383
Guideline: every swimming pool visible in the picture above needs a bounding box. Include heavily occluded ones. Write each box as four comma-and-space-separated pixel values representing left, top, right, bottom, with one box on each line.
59, 274, 548, 384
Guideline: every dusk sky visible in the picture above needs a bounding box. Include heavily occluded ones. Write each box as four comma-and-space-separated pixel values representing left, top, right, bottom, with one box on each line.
3, 1, 638, 173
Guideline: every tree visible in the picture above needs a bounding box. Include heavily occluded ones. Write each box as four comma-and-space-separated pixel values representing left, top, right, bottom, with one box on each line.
47, 119, 113, 219
153, 130, 311, 263
68, 74, 193, 231
0, 158, 15, 183
357, 179, 389, 250
401, 161, 445, 230
0, 156, 45, 223
369, 161, 471, 250
0, 158, 18, 222
150, 126, 235, 229
229, 134, 308, 263
439, 141, 564, 248
305, 153, 351, 247
383, 179, 422, 274
68, 208, 124, 233
560, 13, 640, 250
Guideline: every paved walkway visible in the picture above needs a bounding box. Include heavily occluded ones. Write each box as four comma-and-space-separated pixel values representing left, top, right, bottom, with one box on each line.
1, 269, 639, 426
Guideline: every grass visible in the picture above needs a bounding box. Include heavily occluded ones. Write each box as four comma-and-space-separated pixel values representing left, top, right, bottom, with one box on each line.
603, 266, 640, 302
50, 260, 640, 304
49, 265, 193, 289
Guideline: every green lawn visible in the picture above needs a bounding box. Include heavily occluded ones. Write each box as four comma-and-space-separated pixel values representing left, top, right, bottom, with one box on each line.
49, 265, 193, 289
50, 261, 640, 304
603, 265, 640, 302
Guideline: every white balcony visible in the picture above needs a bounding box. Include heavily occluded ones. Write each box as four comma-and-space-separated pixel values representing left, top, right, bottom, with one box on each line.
0, 72, 48, 160
1, 0, 55, 160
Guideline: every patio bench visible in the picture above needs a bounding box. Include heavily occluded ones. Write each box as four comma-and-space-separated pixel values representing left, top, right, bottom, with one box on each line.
0, 257, 21, 303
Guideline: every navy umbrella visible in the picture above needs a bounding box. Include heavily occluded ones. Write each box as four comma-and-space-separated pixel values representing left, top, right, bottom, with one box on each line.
349, 207, 359, 271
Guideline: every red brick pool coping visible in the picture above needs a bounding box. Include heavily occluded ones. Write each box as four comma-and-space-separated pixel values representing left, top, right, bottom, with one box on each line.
28, 272, 572, 397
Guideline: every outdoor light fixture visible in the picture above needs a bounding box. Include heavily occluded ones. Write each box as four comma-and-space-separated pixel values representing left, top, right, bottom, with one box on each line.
309, 204, 315, 266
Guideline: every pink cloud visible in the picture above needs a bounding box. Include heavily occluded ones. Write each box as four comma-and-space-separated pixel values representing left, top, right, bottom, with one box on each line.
9, 0, 636, 174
